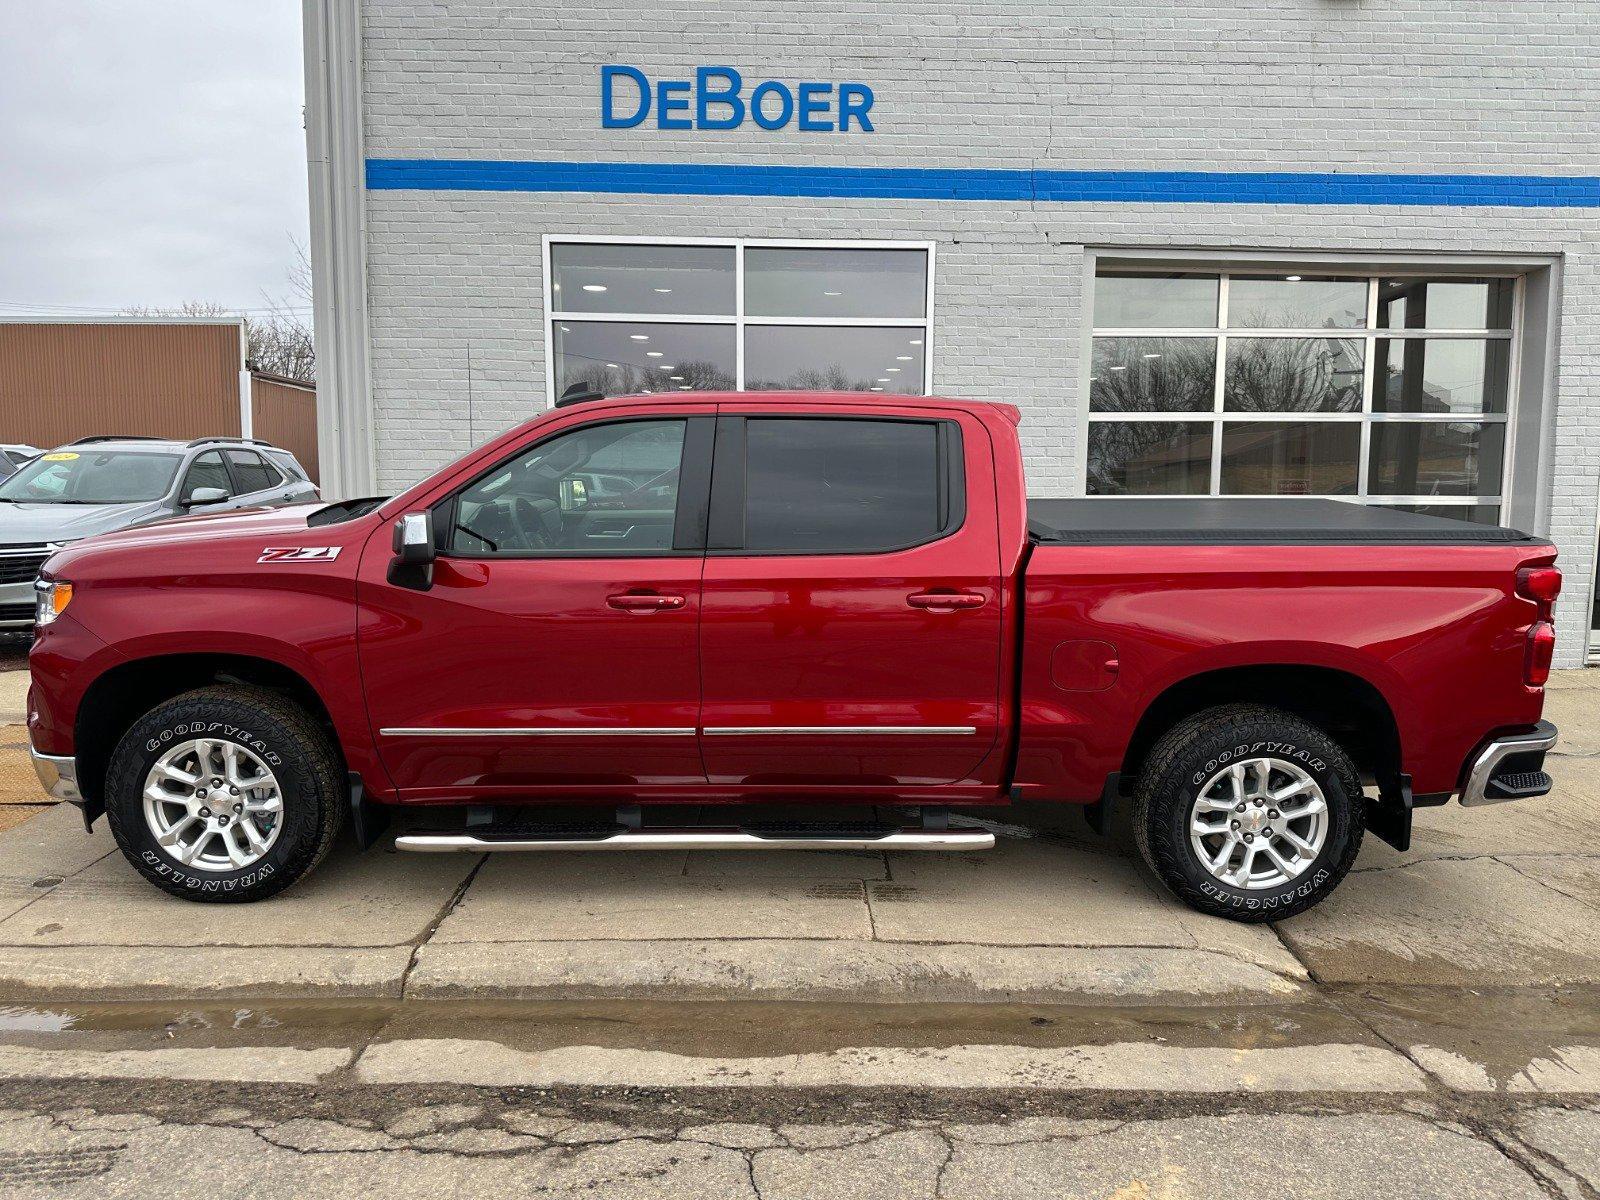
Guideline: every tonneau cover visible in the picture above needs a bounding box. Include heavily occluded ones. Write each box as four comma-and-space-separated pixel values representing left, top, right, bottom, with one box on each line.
1028, 498, 1546, 546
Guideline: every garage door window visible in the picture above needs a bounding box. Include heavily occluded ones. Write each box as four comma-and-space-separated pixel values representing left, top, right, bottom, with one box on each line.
547, 240, 932, 402
1086, 270, 1516, 524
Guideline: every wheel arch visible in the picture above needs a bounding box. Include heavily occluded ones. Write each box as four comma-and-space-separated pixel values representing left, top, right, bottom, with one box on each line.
1120, 663, 1404, 794
74, 652, 345, 821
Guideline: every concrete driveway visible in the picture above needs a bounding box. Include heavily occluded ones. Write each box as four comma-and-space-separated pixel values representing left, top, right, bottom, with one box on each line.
0, 669, 1593, 1007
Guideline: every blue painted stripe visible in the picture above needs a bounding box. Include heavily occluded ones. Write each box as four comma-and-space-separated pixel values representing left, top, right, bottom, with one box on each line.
365, 158, 1600, 208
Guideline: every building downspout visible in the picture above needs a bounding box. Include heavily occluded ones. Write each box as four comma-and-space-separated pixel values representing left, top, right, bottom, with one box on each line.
302, 0, 375, 499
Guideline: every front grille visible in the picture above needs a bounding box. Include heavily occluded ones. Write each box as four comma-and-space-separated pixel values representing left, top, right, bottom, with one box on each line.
0, 547, 48, 586
0, 602, 34, 624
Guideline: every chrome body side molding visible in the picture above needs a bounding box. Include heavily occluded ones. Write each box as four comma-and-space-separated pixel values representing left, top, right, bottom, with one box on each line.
379, 727, 697, 737
701, 726, 978, 736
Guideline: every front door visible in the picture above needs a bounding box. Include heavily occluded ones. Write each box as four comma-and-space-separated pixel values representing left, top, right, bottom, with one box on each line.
698, 408, 1004, 790
358, 413, 713, 800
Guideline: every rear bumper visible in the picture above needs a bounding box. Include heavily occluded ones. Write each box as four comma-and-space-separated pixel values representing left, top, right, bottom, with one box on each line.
1460, 720, 1558, 807
29, 742, 81, 806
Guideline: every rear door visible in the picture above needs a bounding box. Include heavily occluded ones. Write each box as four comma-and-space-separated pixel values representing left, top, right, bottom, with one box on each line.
697, 406, 1004, 790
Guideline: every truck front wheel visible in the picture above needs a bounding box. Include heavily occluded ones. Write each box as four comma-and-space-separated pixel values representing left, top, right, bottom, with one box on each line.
1132, 704, 1365, 922
104, 686, 345, 903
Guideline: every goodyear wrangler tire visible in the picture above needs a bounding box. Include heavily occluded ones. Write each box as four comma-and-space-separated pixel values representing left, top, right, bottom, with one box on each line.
1132, 704, 1364, 922
104, 686, 344, 903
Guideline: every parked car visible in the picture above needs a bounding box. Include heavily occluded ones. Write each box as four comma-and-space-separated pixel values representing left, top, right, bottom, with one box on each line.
0, 436, 317, 630
27, 393, 1558, 919
0, 444, 41, 481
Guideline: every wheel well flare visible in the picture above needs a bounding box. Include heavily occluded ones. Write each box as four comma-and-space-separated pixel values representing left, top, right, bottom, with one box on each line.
1122, 665, 1402, 790
73, 654, 340, 812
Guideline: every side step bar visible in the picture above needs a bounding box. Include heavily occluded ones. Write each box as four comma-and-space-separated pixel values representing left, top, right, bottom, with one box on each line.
394, 829, 996, 853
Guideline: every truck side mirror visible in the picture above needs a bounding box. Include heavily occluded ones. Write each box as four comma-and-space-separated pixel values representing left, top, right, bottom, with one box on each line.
391, 511, 435, 564
183, 486, 228, 508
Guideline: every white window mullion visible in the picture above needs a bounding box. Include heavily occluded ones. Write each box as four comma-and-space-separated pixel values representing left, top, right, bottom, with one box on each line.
1211, 276, 1229, 495
735, 241, 746, 391
1357, 278, 1379, 498
923, 241, 937, 395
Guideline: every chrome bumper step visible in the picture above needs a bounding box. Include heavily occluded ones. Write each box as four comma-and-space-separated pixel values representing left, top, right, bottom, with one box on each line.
394, 828, 995, 853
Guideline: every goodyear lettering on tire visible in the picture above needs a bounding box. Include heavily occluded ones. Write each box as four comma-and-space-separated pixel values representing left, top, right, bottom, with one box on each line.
1193, 740, 1325, 786
145, 722, 281, 766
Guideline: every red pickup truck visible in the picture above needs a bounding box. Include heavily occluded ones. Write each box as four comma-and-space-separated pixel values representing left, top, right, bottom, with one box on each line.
26, 392, 1560, 920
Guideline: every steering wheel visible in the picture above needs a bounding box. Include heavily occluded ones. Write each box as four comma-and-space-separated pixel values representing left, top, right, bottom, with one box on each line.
511, 496, 556, 549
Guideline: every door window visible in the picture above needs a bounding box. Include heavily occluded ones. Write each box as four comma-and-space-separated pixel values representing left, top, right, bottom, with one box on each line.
738, 418, 954, 553
445, 419, 689, 555
181, 451, 233, 500
225, 450, 282, 494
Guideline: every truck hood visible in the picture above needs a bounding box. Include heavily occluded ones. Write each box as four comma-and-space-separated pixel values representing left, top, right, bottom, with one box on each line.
62, 503, 321, 554
0, 500, 164, 547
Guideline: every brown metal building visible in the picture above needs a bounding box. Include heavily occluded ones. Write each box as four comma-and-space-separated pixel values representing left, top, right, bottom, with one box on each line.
0, 319, 318, 482
247, 371, 320, 482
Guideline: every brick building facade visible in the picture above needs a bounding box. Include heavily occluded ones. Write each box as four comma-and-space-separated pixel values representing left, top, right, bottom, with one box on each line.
304, 1, 1600, 663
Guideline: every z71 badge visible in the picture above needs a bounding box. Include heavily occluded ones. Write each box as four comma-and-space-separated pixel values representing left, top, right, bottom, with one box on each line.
257, 546, 342, 563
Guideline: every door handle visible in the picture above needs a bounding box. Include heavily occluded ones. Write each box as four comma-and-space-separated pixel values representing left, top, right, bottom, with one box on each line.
907, 590, 986, 611
607, 592, 686, 612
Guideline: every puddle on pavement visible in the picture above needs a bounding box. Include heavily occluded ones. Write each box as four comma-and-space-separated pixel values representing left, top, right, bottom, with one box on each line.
0, 1005, 78, 1032
0, 989, 1591, 1083
1329, 982, 1600, 1087
0, 997, 1370, 1057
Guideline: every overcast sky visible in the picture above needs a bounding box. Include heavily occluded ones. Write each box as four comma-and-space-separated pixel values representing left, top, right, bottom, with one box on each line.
0, 3, 308, 318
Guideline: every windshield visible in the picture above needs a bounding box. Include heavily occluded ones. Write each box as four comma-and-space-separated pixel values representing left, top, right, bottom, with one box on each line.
0, 450, 182, 504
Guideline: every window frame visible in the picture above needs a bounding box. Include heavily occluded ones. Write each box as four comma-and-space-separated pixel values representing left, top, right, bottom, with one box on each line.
706, 414, 966, 558
432, 415, 715, 560
543, 236, 937, 405
223, 448, 285, 497
1081, 257, 1530, 520
179, 450, 236, 501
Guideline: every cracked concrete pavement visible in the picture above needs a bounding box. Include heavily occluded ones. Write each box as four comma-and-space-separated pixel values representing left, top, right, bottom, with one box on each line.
0, 1069, 1594, 1198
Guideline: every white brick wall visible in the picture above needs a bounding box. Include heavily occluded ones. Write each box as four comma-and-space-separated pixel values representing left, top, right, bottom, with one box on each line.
356, 0, 1600, 664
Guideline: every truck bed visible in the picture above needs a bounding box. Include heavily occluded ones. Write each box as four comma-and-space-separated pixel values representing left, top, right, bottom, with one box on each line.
1027, 497, 1545, 546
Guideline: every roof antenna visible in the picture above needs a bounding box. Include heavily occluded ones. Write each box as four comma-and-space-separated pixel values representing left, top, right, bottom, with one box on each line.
556, 382, 605, 408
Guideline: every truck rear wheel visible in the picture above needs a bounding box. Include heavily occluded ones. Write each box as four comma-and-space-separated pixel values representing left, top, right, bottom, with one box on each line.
104, 686, 345, 903
1132, 704, 1364, 922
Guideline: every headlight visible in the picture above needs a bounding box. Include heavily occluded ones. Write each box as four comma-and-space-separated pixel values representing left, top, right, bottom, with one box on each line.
34, 579, 73, 627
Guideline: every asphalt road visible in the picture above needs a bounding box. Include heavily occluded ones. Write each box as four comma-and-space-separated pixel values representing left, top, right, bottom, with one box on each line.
0, 1059, 1593, 1198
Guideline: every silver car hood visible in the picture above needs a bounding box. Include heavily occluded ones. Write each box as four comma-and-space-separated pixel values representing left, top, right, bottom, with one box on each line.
0, 501, 167, 547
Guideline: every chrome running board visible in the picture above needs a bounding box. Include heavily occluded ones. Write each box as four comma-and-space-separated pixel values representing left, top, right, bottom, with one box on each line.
394, 828, 995, 853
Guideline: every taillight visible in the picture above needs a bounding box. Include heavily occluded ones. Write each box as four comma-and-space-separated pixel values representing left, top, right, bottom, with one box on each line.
1516, 567, 1561, 687
1517, 567, 1562, 620
1526, 621, 1556, 687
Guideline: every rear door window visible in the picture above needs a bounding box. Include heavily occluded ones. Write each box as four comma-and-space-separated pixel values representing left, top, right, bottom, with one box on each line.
735, 418, 955, 553
226, 450, 283, 495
